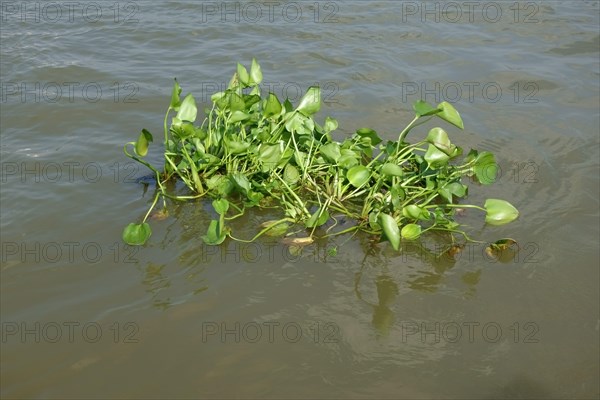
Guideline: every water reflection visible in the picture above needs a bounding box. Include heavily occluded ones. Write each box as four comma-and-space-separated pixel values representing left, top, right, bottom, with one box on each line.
352, 238, 493, 336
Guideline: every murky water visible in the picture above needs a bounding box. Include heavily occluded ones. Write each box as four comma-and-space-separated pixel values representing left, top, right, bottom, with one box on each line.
1, 1, 599, 398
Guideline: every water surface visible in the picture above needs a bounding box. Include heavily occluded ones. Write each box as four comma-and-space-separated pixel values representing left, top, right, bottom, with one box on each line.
1, 1, 599, 398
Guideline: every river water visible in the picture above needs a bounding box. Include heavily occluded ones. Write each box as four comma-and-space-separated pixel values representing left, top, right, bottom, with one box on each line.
1, 1, 599, 398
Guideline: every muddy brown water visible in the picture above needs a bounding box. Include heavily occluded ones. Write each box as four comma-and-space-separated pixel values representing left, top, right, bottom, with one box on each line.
1, 1, 598, 398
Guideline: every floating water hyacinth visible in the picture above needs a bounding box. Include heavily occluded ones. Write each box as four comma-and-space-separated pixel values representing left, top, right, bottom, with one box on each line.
122, 59, 519, 250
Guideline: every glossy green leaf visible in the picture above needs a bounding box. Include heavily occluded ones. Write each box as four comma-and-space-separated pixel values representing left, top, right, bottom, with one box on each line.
229, 92, 245, 112
259, 143, 283, 171
229, 110, 249, 123
170, 78, 182, 110
324, 116, 338, 133
381, 163, 404, 177
437, 101, 464, 129
231, 172, 251, 194
401, 223, 422, 240
424, 144, 450, 168
426, 127, 456, 155
446, 182, 467, 198
171, 121, 196, 139
202, 219, 227, 245
283, 164, 300, 184
122, 223, 152, 246
306, 207, 330, 228
320, 142, 341, 163
212, 198, 229, 215
391, 186, 405, 205
296, 86, 321, 116
237, 63, 250, 86
356, 128, 383, 146
263, 222, 290, 237
294, 151, 307, 167
135, 128, 153, 157
413, 100, 440, 117
250, 58, 263, 85
338, 154, 359, 169
484, 199, 519, 226
369, 212, 381, 230
176, 93, 197, 123
244, 93, 261, 108
284, 112, 308, 134
278, 147, 294, 167
380, 213, 400, 251
227, 71, 239, 89
402, 204, 430, 221
347, 165, 370, 188
207, 175, 234, 196
283, 98, 294, 112
473, 151, 497, 185
438, 187, 453, 203
264, 93, 282, 117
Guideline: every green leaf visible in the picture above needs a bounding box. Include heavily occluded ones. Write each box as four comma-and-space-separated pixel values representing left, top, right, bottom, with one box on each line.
229, 92, 245, 112
264, 93, 282, 118
122, 223, 152, 246
347, 165, 370, 188
402, 205, 430, 221
231, 172, 251, 194
446, 182, 468, 198
320, 142, 341, 163
338, 154, 359, 169
283, 163, 300, 185
473, 151, 497, 185
306, 207, 330, 228
279, 147, 294, 167
244, 93, 261, 108
424, 144, 450, 168
212, 198, 229, 215
381, 163, 404, 177
369, 212, 381, 230
259, 143, 283, 171
484, 199, 519, 226
401, 223, 422, 240
207, 175, 234, 196
176, 93, 197, 123
135, 129, 153, 157
283, 98, 294, 112
170, 78, 182, 110
250, 58, 263, 85
436, 101, 464, 129
296, 86, 321, 116
237, 63, 250, 86
324, 116, 338, 133
284, 112, 308, 134
229, 111, 250, 123
202, 219, 227, 245
227, 71, 239, 89
438, 187, 453, 203
355, 128, 383, 146
426, 127, 456, 155
413, 100, 440, 117
380, 214, 400, 251
263, 222, 290, 237
171, 121, 196, 139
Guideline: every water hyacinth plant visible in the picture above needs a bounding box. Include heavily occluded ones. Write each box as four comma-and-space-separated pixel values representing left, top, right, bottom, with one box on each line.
122, 59, 519, 251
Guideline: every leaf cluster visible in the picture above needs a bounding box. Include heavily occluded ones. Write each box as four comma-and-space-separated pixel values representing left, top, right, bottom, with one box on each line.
123, 60, 519, 249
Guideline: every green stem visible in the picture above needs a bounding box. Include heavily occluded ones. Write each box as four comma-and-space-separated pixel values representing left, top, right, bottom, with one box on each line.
229, 218, 295, 243
142, 191, 161, 223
